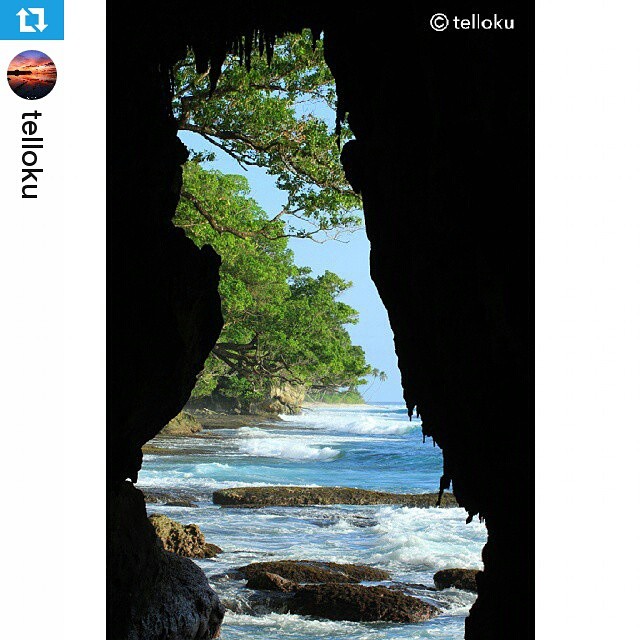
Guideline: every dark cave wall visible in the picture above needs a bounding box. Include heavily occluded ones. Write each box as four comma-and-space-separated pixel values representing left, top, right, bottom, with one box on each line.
326, 13, 532, 639
109, 2, 532, 639
109, 13, 224, 638
324, 7, 532, 638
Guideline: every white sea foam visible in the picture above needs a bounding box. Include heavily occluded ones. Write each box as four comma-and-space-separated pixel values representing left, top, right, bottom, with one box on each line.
341, 415, 416, 435
280, 407, 418, 436
367, 506, 486, 571
237, 427, 270, 438
223, 611, 466, 639
193, 462, 231, 471
432, 587, 479, 616
140, 404, 483, 640
136, 476, 307, 491
223, 612, 366, 637
238, 438, 341, 461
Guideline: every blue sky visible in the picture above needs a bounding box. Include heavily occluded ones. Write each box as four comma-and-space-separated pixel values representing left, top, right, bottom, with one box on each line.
179, 130, 404, 403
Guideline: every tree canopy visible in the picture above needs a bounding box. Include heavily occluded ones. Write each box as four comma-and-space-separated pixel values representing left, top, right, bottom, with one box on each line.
177, 162, 373, 401
172, 32, 385, 403
173, 30, 361, 242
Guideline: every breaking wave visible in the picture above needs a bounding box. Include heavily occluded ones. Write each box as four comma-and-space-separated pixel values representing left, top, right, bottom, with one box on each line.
238, 438, 341, 461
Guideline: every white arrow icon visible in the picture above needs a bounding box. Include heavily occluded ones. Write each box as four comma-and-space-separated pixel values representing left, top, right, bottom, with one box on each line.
16, 8, 48, 33
28, 8, 48, 32
17, 8, 35, 32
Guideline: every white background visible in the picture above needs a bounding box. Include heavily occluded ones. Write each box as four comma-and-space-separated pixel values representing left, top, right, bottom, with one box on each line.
536, 1, 640, 638
0, 1, 639, 638
0, 0, 106, 637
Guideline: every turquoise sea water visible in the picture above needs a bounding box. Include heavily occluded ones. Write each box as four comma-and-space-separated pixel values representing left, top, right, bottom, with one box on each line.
139, 403, 487, 639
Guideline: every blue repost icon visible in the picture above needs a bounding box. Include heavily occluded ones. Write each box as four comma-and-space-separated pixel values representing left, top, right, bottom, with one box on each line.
0, 1, 64, 40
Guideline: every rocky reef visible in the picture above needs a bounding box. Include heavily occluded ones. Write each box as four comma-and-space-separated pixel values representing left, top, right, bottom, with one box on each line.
141, 488, 204, 506
289, 583, 438, 622
213, 486, 458, 508
236, 559, 437, 623
238, 560, 390, 584
245, 571, 297, 592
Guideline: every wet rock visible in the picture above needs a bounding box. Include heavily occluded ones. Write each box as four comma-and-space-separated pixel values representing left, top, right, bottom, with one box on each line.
246, 571, 297, 592
160, 411, 203, 436
186, 410, 280, 429
142, 490, 175, 504
213, 486, 458, 508
135, 553, 226, 638
289, 583, 439, 622
166, 499, 198, 508
203, 543, 223, 557
141, 444, 178, 455
141, 487, 203, 505
149, 514, 221, 558
222, 589, 293, 616
433, 568, 479, 592
238, 560, 390, 584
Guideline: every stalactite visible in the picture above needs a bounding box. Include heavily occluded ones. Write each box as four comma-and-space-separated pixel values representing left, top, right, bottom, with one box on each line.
207, 43, 228, 96
244, 30, 253, 70
266, 33, 275, 65
437, 473, 451, 507
311, 26, 321, 50
193, 43, 210, 74
238, 37, 245, 66
258, 30, 264, 57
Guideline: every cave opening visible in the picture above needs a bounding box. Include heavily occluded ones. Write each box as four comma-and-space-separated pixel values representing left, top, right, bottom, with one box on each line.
134, 29, 487, 639
110, 5, 531, 640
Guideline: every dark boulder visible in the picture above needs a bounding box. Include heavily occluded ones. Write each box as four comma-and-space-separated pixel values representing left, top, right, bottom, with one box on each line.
433, 568, 480, 592
133, 552, 226, 638
238, 560, 390, 584
290, 583, 439, 622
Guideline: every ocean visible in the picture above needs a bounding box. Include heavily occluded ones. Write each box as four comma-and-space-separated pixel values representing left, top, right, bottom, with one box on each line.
139, 403, 487, 639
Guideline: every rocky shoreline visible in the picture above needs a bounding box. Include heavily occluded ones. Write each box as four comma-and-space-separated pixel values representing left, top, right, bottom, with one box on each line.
144, 507, 480, 625
144, 514, 445, 623
230, 560, 439, 622
139, 404, 483, 633
212, 485, 458, 508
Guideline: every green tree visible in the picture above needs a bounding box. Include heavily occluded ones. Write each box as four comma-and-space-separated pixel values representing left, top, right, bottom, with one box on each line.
174, 30, 361, 242
176, 162, 371, 401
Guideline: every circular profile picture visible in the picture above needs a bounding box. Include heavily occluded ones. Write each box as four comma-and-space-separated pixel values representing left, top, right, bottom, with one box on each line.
7, 50, 57, 100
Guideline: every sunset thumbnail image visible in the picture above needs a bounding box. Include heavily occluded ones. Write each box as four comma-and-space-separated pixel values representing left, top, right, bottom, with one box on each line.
7, 50, 57, 100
